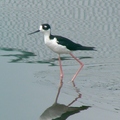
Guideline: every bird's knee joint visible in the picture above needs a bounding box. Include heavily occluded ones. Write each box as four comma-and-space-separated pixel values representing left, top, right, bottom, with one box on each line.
61, 74, 64, 78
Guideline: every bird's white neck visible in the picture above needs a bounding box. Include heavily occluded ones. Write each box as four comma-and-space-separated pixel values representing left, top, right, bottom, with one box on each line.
43, 30, 51, 44
43, 29, 51, 38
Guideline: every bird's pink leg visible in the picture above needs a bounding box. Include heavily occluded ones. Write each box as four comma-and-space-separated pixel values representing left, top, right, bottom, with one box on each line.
58, 54, 64, 82
70, 53, 84, 82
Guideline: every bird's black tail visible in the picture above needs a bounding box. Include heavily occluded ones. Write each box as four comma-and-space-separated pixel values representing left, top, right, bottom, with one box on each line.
80, 46, 96, 51
76, 44, 96, 51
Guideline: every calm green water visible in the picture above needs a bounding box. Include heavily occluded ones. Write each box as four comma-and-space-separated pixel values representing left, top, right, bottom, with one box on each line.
0, 0, 120, 120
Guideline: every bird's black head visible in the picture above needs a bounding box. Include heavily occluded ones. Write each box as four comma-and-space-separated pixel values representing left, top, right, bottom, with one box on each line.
41, 24, 51, 31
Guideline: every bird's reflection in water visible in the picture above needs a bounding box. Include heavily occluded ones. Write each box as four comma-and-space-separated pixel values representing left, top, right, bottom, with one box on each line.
40, 82, 90, 120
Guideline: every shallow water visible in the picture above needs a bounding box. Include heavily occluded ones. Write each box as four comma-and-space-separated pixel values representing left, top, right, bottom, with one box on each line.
0, 0, 120, 120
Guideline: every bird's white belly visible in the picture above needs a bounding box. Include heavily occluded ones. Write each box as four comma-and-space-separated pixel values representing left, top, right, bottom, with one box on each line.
44, 37, 71, 54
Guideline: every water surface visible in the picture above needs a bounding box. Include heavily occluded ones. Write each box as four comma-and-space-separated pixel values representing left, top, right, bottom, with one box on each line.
0, 0, 120, 120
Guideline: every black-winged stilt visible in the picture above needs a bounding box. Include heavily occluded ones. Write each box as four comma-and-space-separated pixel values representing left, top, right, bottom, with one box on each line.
29, 24, 96, 82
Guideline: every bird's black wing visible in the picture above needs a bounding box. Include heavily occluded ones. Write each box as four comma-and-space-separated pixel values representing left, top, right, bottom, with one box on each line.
53, 35, 96, 51
54, 35, 82, 50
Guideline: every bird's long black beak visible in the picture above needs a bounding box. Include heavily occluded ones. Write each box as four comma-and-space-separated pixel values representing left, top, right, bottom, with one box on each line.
28, 30, 40, 35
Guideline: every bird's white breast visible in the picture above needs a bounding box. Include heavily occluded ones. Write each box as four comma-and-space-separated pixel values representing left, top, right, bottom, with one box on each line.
44, 36, 71, 54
